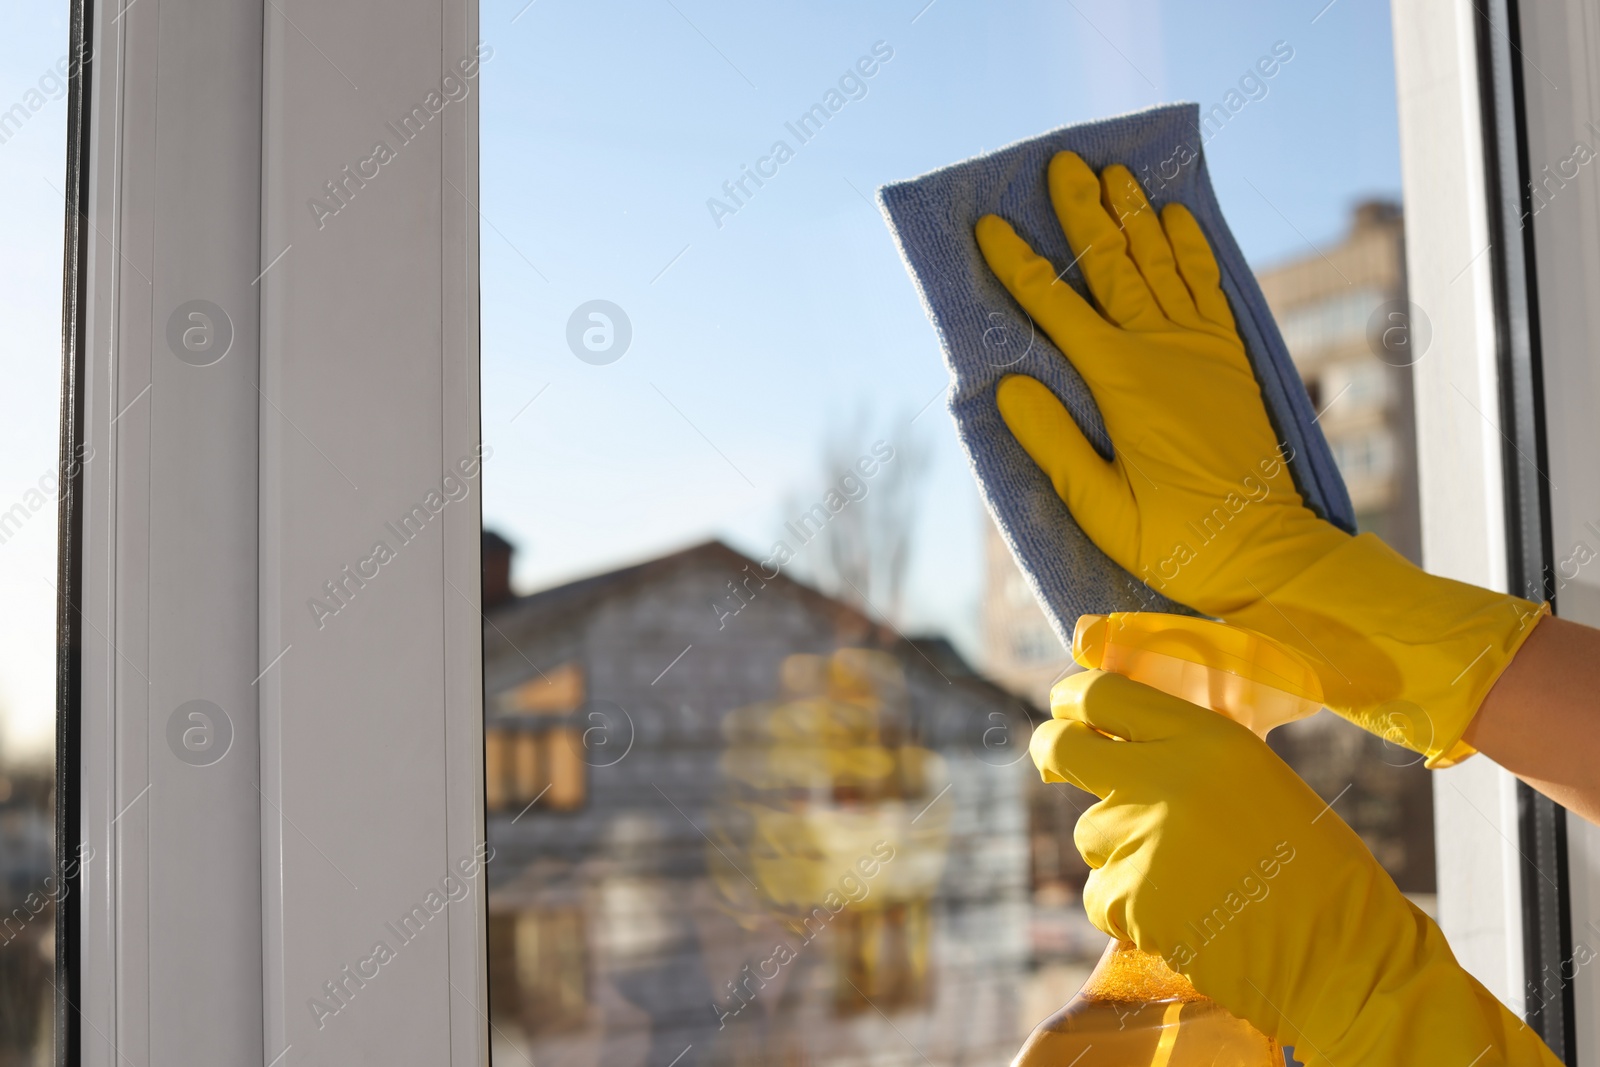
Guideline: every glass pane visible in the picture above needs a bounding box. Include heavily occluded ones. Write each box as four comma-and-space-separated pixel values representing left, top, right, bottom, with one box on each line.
478, 2, 1422, 1062
0, 5, 72, 1060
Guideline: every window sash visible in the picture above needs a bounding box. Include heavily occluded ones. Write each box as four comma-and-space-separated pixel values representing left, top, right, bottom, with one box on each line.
68, 0, 486, 1061
1397, 0, 1599, 1057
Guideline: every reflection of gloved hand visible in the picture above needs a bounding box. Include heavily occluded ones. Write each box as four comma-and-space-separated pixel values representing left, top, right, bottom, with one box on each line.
1032, 670, 1561, 1066
978, 151, 1544, 765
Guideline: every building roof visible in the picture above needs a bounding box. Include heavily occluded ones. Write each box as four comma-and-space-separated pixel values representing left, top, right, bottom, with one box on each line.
485, 538, 1033, 712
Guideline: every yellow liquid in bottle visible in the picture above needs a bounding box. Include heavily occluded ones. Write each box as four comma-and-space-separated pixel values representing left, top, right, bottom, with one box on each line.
1014, 613, 1322, 1067
1014, 941, 1280, 1066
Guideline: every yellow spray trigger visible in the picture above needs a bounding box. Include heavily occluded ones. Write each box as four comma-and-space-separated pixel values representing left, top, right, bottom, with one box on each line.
1068, 612, 1323, 738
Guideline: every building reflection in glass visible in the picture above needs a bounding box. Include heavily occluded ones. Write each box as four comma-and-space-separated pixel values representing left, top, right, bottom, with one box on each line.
482, 538, 1036, 1067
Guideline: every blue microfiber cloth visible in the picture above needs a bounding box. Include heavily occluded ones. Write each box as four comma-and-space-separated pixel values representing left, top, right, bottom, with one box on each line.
878, 102, 1355, 647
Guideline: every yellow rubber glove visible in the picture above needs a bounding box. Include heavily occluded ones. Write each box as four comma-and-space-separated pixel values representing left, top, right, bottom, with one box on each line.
1033, 669, 1561, 1067
978, 151, 1545, 766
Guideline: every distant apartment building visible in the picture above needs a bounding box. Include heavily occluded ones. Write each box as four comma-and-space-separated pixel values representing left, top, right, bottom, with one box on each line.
1257, 199, 1421, 560
1256, 201, 1435, 895
0, 768, 55, 1061
980, 524, 1071, 713
979, 201, 1435, 895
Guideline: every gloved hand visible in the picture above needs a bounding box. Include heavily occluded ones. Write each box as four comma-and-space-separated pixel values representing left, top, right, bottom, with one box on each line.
977, 151, 1545, 765
1033, 669, 1561, 1066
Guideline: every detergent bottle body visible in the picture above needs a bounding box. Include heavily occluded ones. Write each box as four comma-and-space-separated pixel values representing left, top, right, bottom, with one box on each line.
1013, 940, 1280, 1066
1013, 612, 1322, 1067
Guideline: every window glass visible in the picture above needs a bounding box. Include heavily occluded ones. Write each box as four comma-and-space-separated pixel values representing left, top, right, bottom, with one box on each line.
478, 2, 1424, 1062
0, 6, 71, 1061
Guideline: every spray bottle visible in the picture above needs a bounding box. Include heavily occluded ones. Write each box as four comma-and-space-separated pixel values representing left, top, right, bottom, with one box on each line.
1013, 612, 1325, 1067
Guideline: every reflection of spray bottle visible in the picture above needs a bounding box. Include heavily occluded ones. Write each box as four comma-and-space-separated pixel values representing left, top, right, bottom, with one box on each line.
1014, 612, 1323, 1067
707, 649, 952, 1015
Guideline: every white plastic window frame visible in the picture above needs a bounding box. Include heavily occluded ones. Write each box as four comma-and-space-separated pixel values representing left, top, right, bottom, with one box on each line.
65, 0, 487, 1062
1391, 0, 1528, 1013
1514, 2, 1600, 1062
1396, 0, 1598, 1060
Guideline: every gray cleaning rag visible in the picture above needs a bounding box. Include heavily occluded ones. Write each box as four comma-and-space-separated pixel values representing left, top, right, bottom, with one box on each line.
879, 102, 1354, 650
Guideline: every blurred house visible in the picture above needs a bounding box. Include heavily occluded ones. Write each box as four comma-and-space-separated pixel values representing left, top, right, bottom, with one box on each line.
480, 535, 1038, 1067
978, 201, 1435, 896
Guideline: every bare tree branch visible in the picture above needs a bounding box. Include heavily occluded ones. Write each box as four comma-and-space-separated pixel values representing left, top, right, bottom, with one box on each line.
792, 411, 929, 625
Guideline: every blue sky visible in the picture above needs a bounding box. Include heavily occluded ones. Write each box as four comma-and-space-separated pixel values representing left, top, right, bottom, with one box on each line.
475, 0, 1404, 656
0, 4, 73, 762
0, 0, 1401, 759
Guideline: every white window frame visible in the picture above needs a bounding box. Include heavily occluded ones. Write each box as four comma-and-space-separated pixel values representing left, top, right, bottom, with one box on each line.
1392, 0, 1527, 1014
1512, 3, 1600, 1063
64, 0, 486, 1061
1397, 0, 1598, 1060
